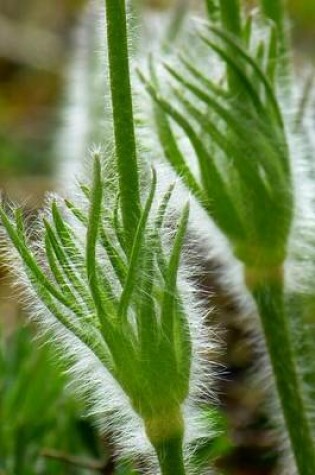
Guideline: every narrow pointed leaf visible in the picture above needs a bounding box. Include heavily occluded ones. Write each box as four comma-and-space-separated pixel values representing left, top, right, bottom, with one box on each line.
118, 170, 157, 322
65, 198, 127, 285
161, 203, 189, 340
140, 72, 246, 240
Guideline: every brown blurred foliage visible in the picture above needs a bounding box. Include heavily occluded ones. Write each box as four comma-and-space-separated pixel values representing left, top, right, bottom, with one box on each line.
0, 0, 313, 180
0, 0, 85, 181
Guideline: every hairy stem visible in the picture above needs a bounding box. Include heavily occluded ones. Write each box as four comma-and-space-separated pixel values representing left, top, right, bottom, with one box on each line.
104, 0, 140, 246
246, 267, 315, 475
260, 0, 286, 42
219, 0, 241, 37
205, 0, 219, 22
145, 409, 186, 475
153, 436, 186, 475
218, 1, 249, 103
260, 0, 290, 80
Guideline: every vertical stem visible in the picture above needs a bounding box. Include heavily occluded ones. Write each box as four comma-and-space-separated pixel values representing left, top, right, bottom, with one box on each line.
145, 409, 187, 475
260, 0, 286, 45
218, 1, 247, 99
219, 0, 241, 38
246, 267, 315, 475
205, 0, 219, 23
260, 0, 291, 81
104, 0, 141, 246
153, 436, 186, 475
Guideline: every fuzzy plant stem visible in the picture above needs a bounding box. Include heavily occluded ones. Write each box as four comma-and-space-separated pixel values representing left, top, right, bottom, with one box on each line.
145, 410, 186, 475
104, 0, 141, 245
104, 2, 187, 473
260, 0, 286, 45
153, 437, 186, 475
260, 0, 291, 84
245, 267, 315, 475
205, 0, 219, 22
218, 0, 241, 37
217, 1, 250, 102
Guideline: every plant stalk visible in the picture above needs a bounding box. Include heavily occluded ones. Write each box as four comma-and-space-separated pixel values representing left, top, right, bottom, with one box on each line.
260, 0, 286, 43
218, 0, 248, 101
260, 0, 291, 83
145, 409, 187, 475
245, 267, 315, 475
205, 0, 219, 22
153, 436, 186, 475
104, 0, 141, 245
219, 0, 241, 38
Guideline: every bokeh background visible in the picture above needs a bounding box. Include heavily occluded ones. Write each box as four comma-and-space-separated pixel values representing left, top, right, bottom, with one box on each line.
0, 1, 314, 474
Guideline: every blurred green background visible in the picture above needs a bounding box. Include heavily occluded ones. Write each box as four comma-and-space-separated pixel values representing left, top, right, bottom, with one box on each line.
0, 1, 314, 474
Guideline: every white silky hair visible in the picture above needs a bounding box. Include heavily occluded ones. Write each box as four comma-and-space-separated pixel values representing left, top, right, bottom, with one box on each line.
7, 2, 315, 473
135, 8, 315, 475
0, 165, 221, 475
2, 2, 237, 472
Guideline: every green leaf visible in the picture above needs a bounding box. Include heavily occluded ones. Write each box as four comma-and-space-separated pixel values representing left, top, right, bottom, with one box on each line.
86, 156, 107, 327
65, 198, 127, 286
118, 169, 157, 323
161, 203, 189, 339
206, 25, 285, 130
0, 208, 111, 368
139, 71, 246, 240
199, 35, 266, 115
44, 218, 94, 315
164, 61, 287, 193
